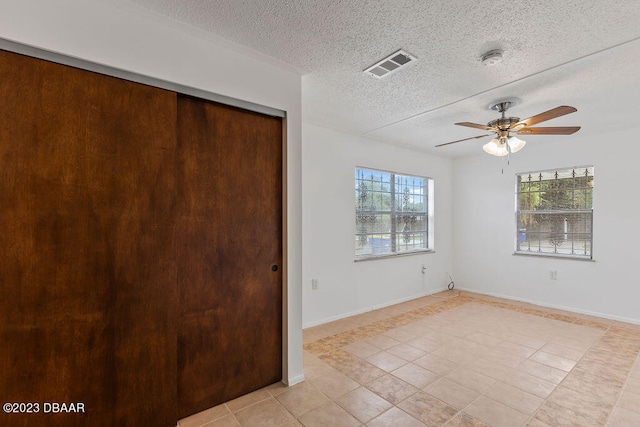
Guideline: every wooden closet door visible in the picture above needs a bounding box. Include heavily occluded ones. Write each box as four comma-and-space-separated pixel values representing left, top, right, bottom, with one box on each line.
176, 96, 283, 418
0, 50, 178, 426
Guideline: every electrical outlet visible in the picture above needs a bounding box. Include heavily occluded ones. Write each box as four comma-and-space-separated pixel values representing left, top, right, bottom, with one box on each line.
311, 279, 319, 290
421, 264, 426, 274
549, 270, 557, 280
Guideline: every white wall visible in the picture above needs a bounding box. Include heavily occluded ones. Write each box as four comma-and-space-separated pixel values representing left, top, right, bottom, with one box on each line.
0, 0, 303, 384
302, 123, 454, 327
452, 127, 640, 324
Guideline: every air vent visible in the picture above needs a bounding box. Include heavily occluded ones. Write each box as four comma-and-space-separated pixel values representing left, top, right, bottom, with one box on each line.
364, 49, 416, 79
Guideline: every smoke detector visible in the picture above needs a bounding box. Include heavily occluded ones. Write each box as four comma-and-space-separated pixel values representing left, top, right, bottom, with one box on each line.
364, 49, 417, 79
481, 49, 503, 66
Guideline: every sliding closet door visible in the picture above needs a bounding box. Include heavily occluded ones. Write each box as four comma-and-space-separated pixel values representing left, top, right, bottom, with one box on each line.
0, 50, 178, 426
176, 96, 283, 417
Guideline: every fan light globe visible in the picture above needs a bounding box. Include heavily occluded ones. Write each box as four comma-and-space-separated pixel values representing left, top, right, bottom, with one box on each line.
482, 139, 497, 155
483, 138, 508, 157
508, 135, 526, 153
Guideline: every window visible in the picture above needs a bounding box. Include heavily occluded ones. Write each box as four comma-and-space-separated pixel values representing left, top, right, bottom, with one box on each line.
516, 166, 594, 259
355, 167, 433, 259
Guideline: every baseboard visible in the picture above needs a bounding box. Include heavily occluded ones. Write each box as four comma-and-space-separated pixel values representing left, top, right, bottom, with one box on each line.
285, 373, 305, 387
458, 286, 640, 326
303, 287, 449, 329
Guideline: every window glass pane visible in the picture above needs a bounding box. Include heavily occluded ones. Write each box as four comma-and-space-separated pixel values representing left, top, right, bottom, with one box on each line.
516, 166, 593, 258
356, 167, 432, 258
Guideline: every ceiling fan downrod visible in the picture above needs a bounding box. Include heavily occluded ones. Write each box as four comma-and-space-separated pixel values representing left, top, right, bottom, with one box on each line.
488, 102, 520, 130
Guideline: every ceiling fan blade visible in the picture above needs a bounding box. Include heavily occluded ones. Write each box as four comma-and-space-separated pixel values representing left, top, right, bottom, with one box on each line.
435, 134, 492, 147
517, 126, 581, 135
455, 122, 493, 131
516, 106, 577, 128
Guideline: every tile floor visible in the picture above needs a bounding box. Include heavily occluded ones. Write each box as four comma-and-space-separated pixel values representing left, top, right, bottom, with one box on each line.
178, 291, 640, 426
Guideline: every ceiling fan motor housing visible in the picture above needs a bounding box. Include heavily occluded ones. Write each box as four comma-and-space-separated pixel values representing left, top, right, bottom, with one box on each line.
488, 116, 520, 131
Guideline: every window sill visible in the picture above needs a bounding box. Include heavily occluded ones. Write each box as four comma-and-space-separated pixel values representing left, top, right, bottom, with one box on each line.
354, 249, 435, 262
513, 252, 594, 262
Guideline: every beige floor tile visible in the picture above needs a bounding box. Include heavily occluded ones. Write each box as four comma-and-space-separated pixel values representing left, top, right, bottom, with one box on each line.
303, 350, 322, 365
502, 370, 556, 399
517, 359, 568, 384
335, 387, 393, 423
445, 413, 488, 426
607, 407, 640, 426
204, 414, 241, 427
340, 357, 387, 385
539, 342, 586, 361
477, 347, 526, 369
309, 368, 359, 399
572, 363, 628, 388
386, 343, 427, 361
383, 327, 420, 342
343, 340, 382, 358
418, 329, 450, 344
274, 382, 330, 418
397, 391, 458, 425
548, 332, 599, 348
366, 407, 426, 427
617, 390, 640, 414
391, 363, 440, 388
413, 353, 457, 375
559, 372, 621, 405
403, 336, 441, 353
496, 340, 538, 359
464, 396, 529, 427
547, 385, 613, 424
431, 345, 476, 365
366, 334, 402, 350
485, 382, 543, 415
226, 389, 272, 412
424, 377, 480, 410
298, 401, 360, 427
366, 373, 419, 404
192, 292, 640, 427
530, 350, 577, 372
179, 404, 231, 427
524, 419, 553, 427
466, 357, 515, 381
303, 357, 337, 380
504, 333, 547, 350
264, 382, 290, 397
446, 367, 496, 393
625, 376, 640, 395
534, 400, 601, 427
366, 351, 408, 372
234, 398, 295, 426
583, 350, 634, 374
279, 421, 303, 427
464, 331, 503, 347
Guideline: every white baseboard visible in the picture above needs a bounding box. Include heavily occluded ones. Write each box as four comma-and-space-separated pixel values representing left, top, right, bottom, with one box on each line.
285, 373, 305, 387
303, 287, 448, 329
458, 286, 640, 326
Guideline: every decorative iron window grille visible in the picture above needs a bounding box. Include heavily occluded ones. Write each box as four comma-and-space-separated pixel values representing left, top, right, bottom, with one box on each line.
355, 167, 432, 258
516, 166, 594, 259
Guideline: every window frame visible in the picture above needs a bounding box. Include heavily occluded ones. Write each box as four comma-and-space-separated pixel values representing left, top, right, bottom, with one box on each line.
354, 166, 434, 261
514, 165, 594, 260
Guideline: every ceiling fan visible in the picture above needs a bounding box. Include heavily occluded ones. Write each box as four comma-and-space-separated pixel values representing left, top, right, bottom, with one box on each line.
436, 101, 581, 156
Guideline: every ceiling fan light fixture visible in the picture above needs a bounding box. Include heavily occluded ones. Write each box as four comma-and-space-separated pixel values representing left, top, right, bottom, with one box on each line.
483, 138, 508, 157
507, 135, 526, 153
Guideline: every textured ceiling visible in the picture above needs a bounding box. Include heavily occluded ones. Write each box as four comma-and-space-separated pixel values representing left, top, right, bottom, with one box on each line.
127, 0, 640, 157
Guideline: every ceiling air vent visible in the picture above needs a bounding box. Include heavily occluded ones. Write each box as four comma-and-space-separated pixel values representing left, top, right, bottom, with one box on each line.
364, 49, 416, 79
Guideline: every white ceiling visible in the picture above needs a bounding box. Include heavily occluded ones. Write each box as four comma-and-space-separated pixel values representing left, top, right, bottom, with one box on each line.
127, 0, 640, 157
